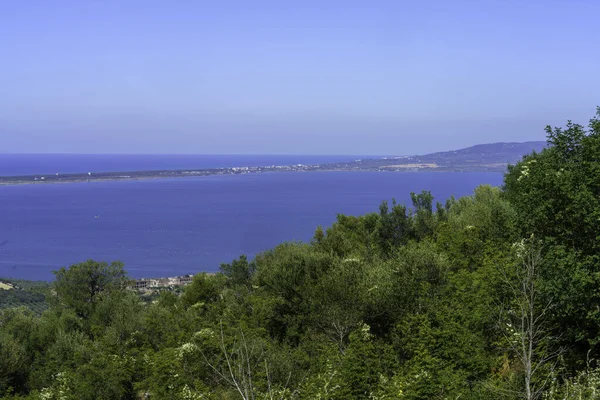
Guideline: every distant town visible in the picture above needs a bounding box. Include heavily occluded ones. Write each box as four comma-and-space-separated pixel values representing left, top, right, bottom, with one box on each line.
0, 141, 545, 185
130, 275, 195, 291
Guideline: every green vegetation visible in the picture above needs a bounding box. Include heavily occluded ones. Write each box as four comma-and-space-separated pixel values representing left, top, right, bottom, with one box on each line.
0, 110, 598, 399
0, 279, 49, 315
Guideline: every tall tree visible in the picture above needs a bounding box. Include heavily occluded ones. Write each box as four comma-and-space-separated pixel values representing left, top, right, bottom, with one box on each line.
504, 108, 600, 257
497, 236, 563, 400
503, 108, 600, 365
52, 260, 128, 320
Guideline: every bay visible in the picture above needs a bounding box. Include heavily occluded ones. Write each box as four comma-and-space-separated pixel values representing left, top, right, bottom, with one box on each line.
0, 171, 503, 280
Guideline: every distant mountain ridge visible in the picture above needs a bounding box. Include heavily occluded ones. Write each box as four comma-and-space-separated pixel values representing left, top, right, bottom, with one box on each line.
414, 141, 546, 156
333, 141, 547, 172
409, 141, 546, 164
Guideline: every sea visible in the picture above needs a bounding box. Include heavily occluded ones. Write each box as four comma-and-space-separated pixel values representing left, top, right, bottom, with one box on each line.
0, 155, 504, 281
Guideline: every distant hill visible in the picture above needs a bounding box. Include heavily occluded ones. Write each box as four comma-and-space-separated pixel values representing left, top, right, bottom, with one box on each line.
408, 141, 546, 165
330, 141, 547, 172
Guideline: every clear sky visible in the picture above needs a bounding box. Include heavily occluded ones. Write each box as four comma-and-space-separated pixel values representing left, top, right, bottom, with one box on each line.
1, 0, 599, 155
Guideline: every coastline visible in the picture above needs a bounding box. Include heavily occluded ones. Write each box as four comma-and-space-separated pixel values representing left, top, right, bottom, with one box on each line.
0, 162, 508, 187
0, 142, 542, 186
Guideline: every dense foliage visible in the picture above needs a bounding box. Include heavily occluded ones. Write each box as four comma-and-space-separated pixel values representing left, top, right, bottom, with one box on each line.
0, 280, 49, 315
0, 110, 599, 399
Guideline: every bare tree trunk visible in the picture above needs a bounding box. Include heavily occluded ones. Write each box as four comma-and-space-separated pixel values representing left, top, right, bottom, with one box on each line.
200, 321, 293, 400
498, 236, 564, 400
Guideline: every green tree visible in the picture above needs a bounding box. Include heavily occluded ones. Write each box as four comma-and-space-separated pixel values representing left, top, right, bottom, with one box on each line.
504, 108, 600, 257
220, 255, 256, 288
377, 199, 411, 255
252, 243, 336, 344
336, 324, 395, 400
410, 190, 436, 240
309, 259, 368, 353
503, 108, 600, 366
180, 272, 224, 309
52, 260, 128, 321
316, 213, 380, 259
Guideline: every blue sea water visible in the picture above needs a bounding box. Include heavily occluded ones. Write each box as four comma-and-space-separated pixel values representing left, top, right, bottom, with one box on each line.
0, 167, 503, 281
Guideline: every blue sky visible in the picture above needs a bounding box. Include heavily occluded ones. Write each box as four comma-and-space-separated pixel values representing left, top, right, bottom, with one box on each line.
1, 0, 599, 155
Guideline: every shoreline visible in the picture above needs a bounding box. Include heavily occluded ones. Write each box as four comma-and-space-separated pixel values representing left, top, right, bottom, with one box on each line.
0, 163, 507, 187
0, 141, 541, 186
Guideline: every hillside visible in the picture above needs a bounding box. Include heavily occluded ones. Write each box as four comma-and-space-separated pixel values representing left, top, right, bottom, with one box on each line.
333, 141, 547, 172
0, 279, 49, 314
411, 141, 546, 163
